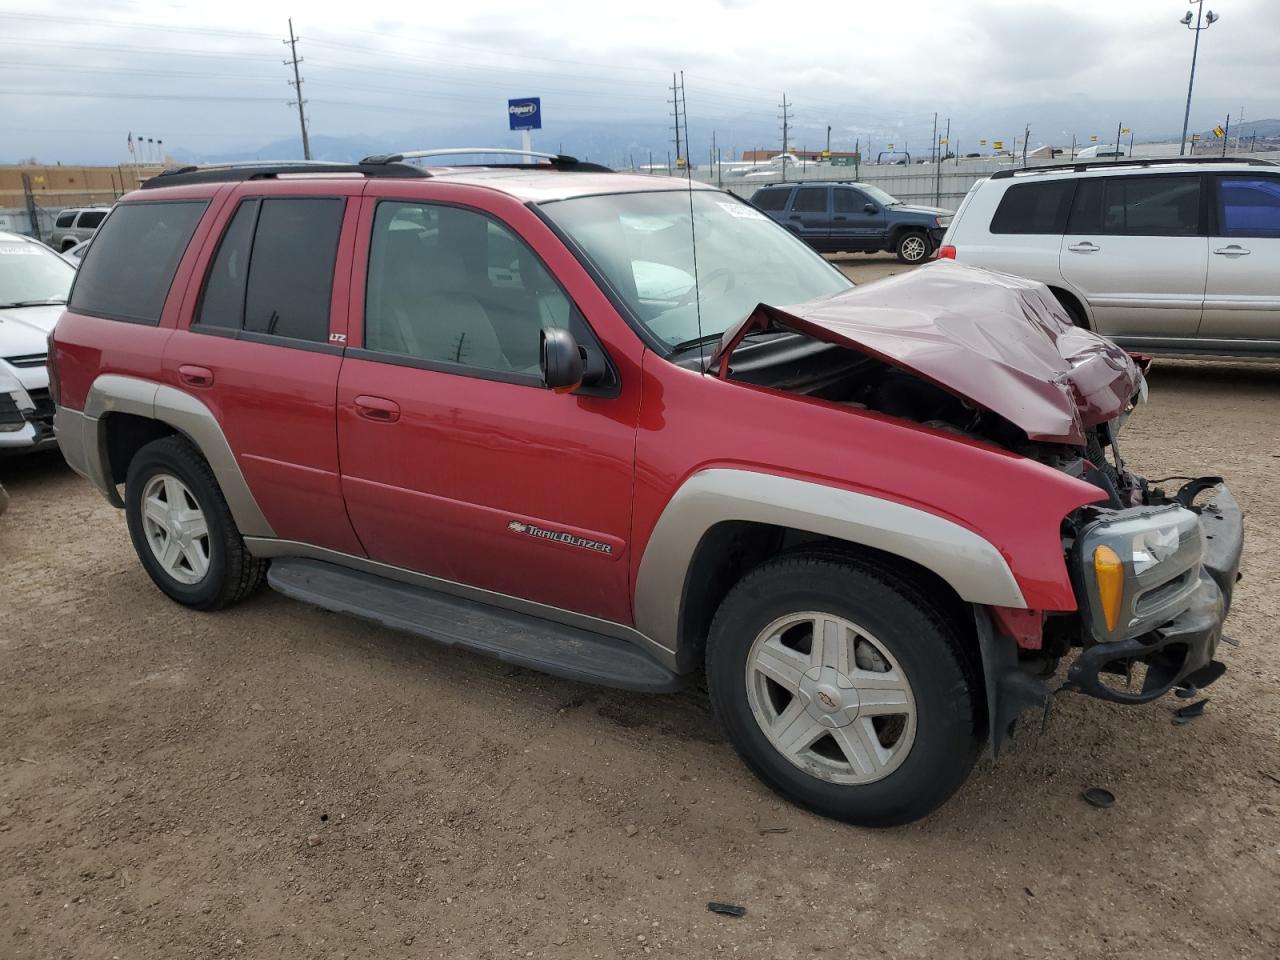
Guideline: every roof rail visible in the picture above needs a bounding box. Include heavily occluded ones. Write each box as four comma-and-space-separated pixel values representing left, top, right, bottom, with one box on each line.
361, 147, 612, 173
990, 155, 1278, 179
140, 160, 429, 189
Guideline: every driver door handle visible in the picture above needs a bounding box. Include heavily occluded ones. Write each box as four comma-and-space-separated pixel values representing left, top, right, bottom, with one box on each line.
354, 395, 400, 423
1213, 244, 1251, 257
1067, 241, 1100, 253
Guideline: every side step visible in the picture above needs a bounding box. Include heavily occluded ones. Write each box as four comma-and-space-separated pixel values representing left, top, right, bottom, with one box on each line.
267, 558, 681, 693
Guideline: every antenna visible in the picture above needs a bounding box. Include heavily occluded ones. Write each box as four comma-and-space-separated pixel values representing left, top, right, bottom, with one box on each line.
681, 74, 705, 373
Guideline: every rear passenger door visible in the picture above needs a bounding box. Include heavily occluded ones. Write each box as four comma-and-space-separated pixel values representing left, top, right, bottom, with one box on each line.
1201, 173, 1280, 342
162, 183, 365, 556
784, 186, 832, 249
831, 186, 885, 250
1058, 174, 1207, 340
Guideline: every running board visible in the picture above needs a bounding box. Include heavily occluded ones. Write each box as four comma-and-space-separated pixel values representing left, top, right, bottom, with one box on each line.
267, 558, 682, 693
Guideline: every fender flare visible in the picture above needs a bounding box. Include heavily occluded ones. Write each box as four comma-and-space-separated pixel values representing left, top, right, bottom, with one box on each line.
633, 469, 1026, 656
79, 374, 274, 537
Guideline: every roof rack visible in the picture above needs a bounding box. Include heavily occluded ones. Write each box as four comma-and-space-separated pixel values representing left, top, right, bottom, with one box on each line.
361, 147, 612, 173
990, 155, 1278, 179
140, 160, 430, 189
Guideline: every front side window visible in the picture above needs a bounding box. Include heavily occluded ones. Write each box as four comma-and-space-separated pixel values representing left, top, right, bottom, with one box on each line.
1217, 176, 1280, 238
68, 200, 207, 324
364, 201, 573, 376
792, 187, 828, 213
752, 188, 790, 212
833, 188, 870, 213
541, 189, 851, 350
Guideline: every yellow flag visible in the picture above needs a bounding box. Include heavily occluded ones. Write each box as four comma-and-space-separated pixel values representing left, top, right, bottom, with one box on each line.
1213, 125, 1226, 138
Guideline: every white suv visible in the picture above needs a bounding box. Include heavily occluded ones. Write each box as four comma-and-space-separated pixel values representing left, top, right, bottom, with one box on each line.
938, 158, 1280, 357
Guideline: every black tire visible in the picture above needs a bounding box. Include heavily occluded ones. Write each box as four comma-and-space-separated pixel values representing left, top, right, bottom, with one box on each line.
705, 554, 981, 827
124, 435, 265, 610
894, 230, 931, 264
1050, 289, 1089, 329
61, 239, 77, 252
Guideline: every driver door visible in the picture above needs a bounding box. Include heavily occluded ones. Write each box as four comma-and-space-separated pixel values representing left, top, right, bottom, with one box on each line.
336, 191, 642, 623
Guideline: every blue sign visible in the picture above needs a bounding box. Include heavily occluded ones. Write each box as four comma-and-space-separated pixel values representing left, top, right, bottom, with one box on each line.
508, 97, 541, 131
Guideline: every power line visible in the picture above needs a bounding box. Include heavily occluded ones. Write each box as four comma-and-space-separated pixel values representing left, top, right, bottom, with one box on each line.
283, 18, 311, 161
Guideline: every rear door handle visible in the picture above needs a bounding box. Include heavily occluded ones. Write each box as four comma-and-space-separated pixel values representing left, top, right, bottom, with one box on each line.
1067, 242, 1100, 253
1213, 244, 1251, 257
177, 364, 214, 388
354, 395, 400, 423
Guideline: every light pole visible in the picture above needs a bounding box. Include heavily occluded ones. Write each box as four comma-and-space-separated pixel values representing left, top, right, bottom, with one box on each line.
1178, 2, 1219, 156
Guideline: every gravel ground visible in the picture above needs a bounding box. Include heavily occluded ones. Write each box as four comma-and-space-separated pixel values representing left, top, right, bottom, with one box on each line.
2, 261, 1278, 959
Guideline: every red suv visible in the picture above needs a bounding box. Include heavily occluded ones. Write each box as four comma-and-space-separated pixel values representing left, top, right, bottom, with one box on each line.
50, 150, 1243, 826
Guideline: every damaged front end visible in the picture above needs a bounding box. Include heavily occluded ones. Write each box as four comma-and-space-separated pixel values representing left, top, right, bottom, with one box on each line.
705, 262, 1244, 753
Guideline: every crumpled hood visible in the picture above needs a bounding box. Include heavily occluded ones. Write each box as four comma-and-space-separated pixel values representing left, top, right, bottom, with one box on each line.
0, 303, 61, 358
710, 260, 1139, 445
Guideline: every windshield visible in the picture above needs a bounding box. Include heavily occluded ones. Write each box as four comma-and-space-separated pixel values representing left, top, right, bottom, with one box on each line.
860, 184, 900, 207
542, 189, 851, 349
0, 237, 75, 307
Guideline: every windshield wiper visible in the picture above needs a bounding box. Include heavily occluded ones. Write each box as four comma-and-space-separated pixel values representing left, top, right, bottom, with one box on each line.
0, 298, 67, 308
670, 331, 725, 354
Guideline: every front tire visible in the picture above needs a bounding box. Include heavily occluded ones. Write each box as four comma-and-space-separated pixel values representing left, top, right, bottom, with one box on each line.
895, 230, 930, 264
706, 554, 981, 827
124, 435, 265, 610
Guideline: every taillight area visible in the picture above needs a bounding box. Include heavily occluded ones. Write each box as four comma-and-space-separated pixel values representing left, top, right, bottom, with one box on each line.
46, 327, 61, 407
938, 245, 957, 260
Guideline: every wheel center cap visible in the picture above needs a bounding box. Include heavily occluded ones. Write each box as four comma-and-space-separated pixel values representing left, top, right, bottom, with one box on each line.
797, 666, 859, 728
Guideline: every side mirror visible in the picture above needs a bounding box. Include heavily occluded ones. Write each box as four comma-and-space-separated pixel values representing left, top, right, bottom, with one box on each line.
540, 327, 583, 392
864, 203, 878, 214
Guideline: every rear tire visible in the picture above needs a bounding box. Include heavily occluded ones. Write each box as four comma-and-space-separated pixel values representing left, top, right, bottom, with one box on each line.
124, 435, 265, 610
895, 231, 930, 264
705, 554, 981, 826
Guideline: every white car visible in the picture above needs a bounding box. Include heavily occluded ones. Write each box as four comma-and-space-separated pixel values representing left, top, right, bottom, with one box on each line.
1, 230, 75, 454
938, 157, 1280, 357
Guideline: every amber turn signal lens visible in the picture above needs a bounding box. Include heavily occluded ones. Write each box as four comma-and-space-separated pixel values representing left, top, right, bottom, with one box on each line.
1093, 545, 1124, 632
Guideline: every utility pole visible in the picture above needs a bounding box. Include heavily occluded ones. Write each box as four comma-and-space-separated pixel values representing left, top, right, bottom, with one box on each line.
680, 70, 690, 173
1022, 123, 1030, 168
668, 73, 683, 168
284, 18, 312, 160
778, 93, 791, 181
1114, 121, 1123, 161
935, 117, 949, 205
1222, 113, 1230, 157
1179, 2, 1220, 156
930, 112, 938, 164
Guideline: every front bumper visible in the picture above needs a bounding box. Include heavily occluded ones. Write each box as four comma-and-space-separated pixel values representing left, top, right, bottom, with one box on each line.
1068, 484, 1243, 704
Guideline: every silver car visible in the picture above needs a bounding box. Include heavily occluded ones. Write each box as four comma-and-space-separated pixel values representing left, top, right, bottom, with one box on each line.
939, 157, 1280, 358
0, 230, 75, 454
50, 206, 110, 252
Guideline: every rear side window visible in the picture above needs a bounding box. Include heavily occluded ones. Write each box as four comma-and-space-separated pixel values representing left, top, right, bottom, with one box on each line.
752, 188, 790, 212
196, 200, 259, 330
792, 188, 828, 213
1069, 175, 1200, 236
989, 181, 1075, 234
55, 212, 76, 228
77, 210, 107, 229
68, 200, 207, 324
243, 198, 344, 342
1216, 176, 1280, 238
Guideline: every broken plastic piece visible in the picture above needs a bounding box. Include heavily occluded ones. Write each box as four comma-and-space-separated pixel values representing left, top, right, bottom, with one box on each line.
1082, 787, 1115, 808
1172, 699, 1209, 725
707, 902, 747, 917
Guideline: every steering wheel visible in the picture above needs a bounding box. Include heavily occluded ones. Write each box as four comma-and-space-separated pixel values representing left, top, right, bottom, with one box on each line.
674, 267, 735, 307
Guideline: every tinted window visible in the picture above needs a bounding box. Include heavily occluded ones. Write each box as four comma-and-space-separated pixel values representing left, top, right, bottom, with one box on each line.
68, 200, 207, 324
77, 210, 107, 229
833, 188, 869, 213
1066, 179, 1105, 234
364, 201, 574, 376
196, 200, 258, 330
1217, 176, 1280, 238
990, 180, 1075, 234
242, 197, 344, 342
752, 188, 790, 212
55, 212, 76, 228
792, 188, 828, 213
1106, 176, 1200, 236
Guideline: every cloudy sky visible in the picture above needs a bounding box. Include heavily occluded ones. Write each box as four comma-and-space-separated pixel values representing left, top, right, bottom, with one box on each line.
3, 0, 1277, 163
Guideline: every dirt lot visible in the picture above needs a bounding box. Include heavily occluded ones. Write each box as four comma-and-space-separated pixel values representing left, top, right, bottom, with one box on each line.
3, 260, 1278, 959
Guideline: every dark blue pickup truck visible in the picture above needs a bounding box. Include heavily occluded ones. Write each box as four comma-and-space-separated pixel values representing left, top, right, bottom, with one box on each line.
750, 181, 952, 263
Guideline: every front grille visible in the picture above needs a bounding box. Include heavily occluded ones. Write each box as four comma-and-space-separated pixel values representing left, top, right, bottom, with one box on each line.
5, 353, 47, 369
